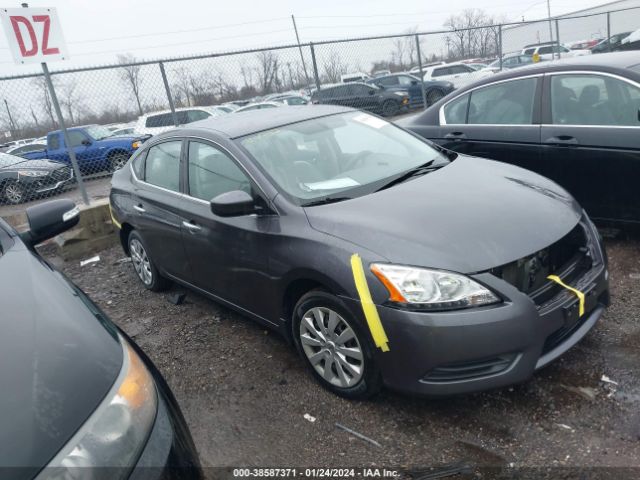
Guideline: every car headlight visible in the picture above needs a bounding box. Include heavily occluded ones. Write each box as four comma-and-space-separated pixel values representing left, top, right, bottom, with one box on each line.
371, 263, 500, 310
132, 141, 141, 149
38, 336, 157, 479
18, 170, 48, 177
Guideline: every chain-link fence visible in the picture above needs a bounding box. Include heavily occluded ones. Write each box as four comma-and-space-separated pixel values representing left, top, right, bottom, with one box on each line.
1, 5, 639, 212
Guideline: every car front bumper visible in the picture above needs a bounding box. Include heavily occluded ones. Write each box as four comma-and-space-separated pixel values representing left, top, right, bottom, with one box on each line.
339, 235, 609, 397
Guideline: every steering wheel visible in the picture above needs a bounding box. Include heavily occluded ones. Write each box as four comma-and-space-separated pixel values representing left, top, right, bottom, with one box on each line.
343, 150, 373, 171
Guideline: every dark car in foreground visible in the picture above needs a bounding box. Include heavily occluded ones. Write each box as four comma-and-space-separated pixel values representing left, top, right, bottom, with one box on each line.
403, 51, 640, 224
311, 82, 409, 116
0, 200, 201, 479
0, 152, 74, 205
366, 73, 455, 107
110, 106, 609, 399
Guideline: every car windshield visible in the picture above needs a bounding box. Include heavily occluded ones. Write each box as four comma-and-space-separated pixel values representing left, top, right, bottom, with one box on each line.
0, 152, 22, 168
238, 111, 448, 205
85, 125, 114, 140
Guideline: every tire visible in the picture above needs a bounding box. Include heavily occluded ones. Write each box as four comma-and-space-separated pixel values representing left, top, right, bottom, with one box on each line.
2, 180, 26, 205
128, 230, 170, 292
109, 152, 130, 172
292, 290, 382, 399
426, 89, 444, 106
381, 100, 399, 117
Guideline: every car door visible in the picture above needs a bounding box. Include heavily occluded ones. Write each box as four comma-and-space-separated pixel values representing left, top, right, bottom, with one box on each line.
66, 131, 98, 170
132, 139, 192, 279
349, 84, 378, 111
179, 139, 274, 312
541, 72, 640, 222
436, 75, 543, 174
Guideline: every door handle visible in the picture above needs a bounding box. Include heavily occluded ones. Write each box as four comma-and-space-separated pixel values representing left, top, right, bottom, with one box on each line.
182, 221, 202, 233
133, 204, 146, 213
545, 135, 579, 145
444, 131, 467, 140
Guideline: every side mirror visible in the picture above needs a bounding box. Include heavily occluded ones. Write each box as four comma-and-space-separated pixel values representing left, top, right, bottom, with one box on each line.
368, 89, 376, 95
210, 190, 255, 217
411, 80, 418, 85
81, 139, 92, 146
22, 199, 80, 246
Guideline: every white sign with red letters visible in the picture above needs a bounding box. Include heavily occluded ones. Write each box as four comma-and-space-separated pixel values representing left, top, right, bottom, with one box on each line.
0, 7, 68, 64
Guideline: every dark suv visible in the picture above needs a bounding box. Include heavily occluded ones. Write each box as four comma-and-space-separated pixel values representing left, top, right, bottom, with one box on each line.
310, 82, 409, 116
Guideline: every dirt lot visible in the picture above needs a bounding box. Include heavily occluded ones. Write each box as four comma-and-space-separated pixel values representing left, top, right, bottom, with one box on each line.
46, 235, 640, 477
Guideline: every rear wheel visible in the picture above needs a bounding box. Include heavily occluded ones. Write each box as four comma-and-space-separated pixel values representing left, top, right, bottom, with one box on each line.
426, 89, 445, 106
292, 290, 382, 399
381, 99, 400, 117
109, 152, 130, 172
2, 180, 25, 205
128, 230, 170, 292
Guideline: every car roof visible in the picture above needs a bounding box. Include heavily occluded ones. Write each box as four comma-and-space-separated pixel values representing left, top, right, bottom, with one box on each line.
139, 106, 212, 118
165, 105, 353, 139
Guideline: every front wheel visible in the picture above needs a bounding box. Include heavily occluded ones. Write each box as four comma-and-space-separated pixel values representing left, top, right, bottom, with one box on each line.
292, 290, 382, 399
2, 180, 26, 205
426, 89, 444, 106
109, 152, 130, 172
128, 230, 170, 292
381, 100, 399, 117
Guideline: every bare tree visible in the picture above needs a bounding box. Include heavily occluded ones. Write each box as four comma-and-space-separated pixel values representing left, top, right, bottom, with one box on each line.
58, 79, 82, 125
172, 66, 194, 107
444, 9, 501, 60
254, 51, 279, 94
322, 51, 347, 83
32, 76, 56, 128
117, 53, 144, 116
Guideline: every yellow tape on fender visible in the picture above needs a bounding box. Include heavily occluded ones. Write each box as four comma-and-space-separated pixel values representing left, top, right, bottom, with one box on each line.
109, 203, 122, 229
350, 253, 390, 352
547, 274, 585, 317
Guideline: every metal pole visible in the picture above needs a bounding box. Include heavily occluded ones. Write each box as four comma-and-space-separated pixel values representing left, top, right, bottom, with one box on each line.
547, 0, 554, 60
309, 43, 321, 93
606, 12, 611, 52
41, 62, 89, 205
498, 25, 503, 71
158, 62, 178, 127
4, 99, 16, 137
415, 35, 427, 110
291, 15, 312, 91
555, 19, 561, 59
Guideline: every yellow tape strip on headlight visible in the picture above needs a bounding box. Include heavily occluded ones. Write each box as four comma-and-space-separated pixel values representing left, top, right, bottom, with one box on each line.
109, 203, 122, 229
547, 274, 585, 317
350, 253, 390, 352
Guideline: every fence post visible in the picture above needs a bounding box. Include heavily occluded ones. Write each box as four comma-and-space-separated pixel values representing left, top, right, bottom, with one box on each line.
41, 63, 89, 206
415, 34, 427, 110
555, 19, 561, 59
498, 25, 503, 71
310, 43, 321, 93
158, 62, 178, 127
606, 12, 611, 52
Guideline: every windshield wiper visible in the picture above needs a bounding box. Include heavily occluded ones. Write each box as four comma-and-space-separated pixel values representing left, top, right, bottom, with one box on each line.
302, 196, 352, 207
376, 160, 441, 192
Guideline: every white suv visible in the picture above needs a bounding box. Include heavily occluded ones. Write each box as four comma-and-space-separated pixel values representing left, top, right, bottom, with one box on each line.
521, 44, 591, 61
421, 62, 493, 88
134, 107, 225, 136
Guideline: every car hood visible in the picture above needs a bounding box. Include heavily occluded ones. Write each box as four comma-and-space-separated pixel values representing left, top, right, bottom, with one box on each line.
1, 158, 65, 171
304, 155, 582, 273
98, 135, 140, 145
0, 241, 122, 477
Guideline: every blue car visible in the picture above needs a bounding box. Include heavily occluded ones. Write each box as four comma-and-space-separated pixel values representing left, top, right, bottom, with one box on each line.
367, 73, 455, 107
24, 125, 149, 174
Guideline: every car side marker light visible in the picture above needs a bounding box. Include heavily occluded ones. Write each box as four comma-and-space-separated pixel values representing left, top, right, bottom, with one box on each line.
350, 253, 390, 352
547, 274, 585, 317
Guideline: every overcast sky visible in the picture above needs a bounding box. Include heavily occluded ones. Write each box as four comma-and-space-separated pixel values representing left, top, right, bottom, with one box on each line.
0, 0, 613, 74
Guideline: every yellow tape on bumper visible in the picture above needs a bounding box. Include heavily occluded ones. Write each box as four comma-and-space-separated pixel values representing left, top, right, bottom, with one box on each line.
547, 274, 585, 317
350, 254, 390, 352
109, 203, 122, 229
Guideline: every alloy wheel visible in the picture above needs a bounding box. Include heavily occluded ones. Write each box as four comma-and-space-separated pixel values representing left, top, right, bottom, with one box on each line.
110, 153, 129, 172
299, 306, 364, 388
130, 238, 153, 285
4, 182, 24, 204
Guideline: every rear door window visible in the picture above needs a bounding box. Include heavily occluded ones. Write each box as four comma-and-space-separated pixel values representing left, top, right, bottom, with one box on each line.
48, 134, 60, 149
144, 141, 182, 191
432, 67, 451, 77
146, 113, 174, 128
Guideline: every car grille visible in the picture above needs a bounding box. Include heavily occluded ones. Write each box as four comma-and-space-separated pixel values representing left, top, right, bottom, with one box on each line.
422, 354, 517, 383
489, 221, 592, 306
52, 167, 72, 181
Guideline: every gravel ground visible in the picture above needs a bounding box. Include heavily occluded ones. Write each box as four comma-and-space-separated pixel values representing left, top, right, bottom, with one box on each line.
45, 235, 640, 477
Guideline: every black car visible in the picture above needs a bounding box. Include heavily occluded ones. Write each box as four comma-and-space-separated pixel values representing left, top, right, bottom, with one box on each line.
311, 82, 409, 116
591, 31, 633, 53
0, 152, 74, 205
366, 73, 455, 107
110, 105, 609, 399
403, 51, 640, 224
0, 199, 202, 479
